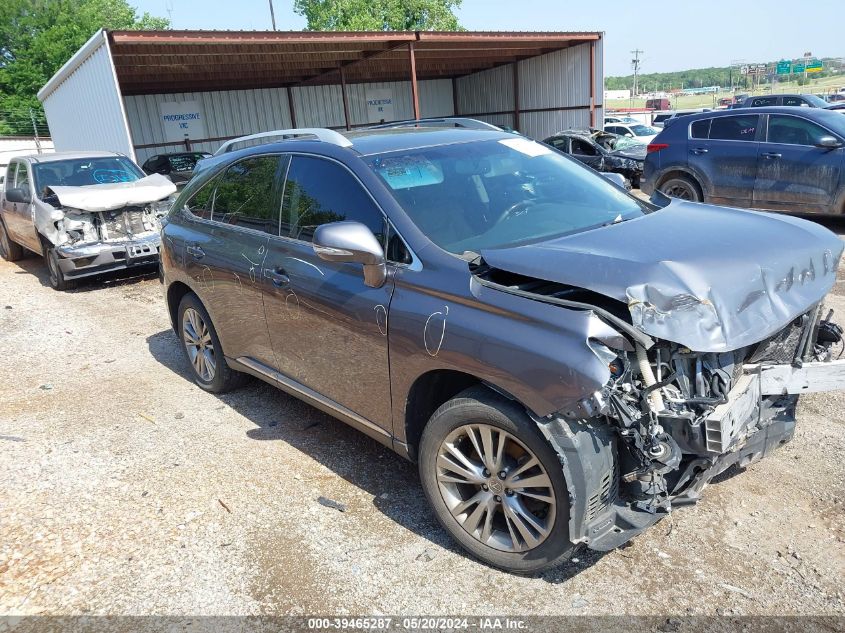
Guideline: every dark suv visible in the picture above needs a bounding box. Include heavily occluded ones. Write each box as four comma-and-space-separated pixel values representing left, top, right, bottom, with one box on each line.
642, 106, 845, 214
161, 127, 845, 573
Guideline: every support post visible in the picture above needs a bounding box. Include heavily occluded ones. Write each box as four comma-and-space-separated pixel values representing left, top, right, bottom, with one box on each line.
512, 62, 520, 131
589, 40, 597, 128
408, 41, 421, 120
452, 77, 459, 116
287, 86, 297, 127
339, 65, 351, 131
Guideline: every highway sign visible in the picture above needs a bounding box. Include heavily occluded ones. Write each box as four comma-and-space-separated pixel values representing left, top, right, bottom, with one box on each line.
776, 60, 791, 75
806, 59, 823, 73
793, 62, 805, 73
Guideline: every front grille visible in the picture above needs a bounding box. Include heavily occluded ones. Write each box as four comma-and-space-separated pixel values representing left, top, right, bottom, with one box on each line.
587, 460, 619, 521
100, 207, 151, 240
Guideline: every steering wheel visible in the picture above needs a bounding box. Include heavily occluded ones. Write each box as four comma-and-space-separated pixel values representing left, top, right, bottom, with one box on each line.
494, 200, 536, 226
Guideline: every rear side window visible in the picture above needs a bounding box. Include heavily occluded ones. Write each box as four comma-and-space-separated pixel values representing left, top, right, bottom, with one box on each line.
213, 156, 281, 233
748, 96, 778, 107
708, 115, 759, 141
690, 119, 711, 139
280, 156, 385, 244
767, 115, 829, 146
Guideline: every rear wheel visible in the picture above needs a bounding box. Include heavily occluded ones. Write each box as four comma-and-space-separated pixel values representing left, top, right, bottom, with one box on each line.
177, 292, 245, 393
659, 174, 702, 202
44, 245, 76, 291
419, 387, 573, 574
0, 218, 23, 262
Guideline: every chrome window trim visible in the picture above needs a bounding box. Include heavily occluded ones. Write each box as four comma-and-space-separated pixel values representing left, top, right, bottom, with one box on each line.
761, 112, 844, 148
686, 113, 762, 143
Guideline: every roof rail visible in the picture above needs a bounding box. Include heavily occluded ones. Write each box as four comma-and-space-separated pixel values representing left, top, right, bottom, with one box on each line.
213, 128, 352, 156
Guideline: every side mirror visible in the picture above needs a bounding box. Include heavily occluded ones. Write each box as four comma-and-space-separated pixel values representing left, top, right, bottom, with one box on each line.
816, 136, 843, 149
5, 187, 31, 204
313, 221, 386, 288
650, 189, 673, 208
600, 172, 629, 189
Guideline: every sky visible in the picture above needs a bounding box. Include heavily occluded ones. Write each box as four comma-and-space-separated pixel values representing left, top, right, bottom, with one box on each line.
132, 0, 843, 76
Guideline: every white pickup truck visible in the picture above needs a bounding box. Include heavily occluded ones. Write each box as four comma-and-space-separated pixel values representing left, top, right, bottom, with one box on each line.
0, 151, 176, 290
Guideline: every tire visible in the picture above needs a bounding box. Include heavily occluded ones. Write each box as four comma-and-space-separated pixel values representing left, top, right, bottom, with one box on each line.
419, 386, 574, 574
44, 245, 76, 291
0, 218, 24, 262
177, 292, 246, 393
659, 174, 702, 202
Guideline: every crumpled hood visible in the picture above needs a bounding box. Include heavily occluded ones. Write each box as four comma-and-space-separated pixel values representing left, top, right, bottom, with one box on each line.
48, 173, 177, 212
609, 146, 647, 161
481, 200, 844, 352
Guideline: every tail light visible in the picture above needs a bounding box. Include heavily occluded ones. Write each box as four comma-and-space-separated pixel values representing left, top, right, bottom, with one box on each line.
647, 143, 669, 154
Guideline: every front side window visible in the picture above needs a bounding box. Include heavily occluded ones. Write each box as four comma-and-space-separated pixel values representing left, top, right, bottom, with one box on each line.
367, 137, 649, 256
13, 162, 30, 191
767, 115, 829, 146
212, 155, 281, 233
709, 115, 759, 141
629, 124, 658, 136
280, 156, 385, 244
571, 139, 597, 156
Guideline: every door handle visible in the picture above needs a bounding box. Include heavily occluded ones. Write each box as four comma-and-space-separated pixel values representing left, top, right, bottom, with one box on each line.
762, 152, 782, 159
186, 243, 205, 259
264, 266, 290, 287
690, 148, 708, 155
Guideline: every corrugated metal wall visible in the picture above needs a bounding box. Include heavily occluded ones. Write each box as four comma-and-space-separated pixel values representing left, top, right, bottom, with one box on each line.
40, 35, 135, 159
126, 79, 454, 164
455, 41, 603, 140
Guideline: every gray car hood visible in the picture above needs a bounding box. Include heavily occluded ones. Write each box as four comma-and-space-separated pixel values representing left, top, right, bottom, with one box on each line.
481, 200, 844, 352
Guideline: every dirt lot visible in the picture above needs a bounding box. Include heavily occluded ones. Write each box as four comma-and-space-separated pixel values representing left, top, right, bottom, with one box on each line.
1, 221, 844, 617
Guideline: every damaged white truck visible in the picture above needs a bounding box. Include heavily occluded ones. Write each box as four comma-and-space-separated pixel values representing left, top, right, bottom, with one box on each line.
0, 152, 176, 290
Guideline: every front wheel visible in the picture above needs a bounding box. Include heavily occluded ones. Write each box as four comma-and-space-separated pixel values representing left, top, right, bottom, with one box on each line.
44, 245, 76, 291
418, 387, 574, 574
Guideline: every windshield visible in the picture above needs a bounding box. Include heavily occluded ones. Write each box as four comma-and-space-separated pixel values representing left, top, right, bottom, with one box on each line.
612, 136, 646, 150
33, 157, 144, 199
169, 153, 209, 172
368, 137, 649, 256
630, 124, 658, 136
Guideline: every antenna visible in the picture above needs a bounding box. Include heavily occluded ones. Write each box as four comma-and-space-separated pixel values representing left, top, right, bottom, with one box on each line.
268, 0, 277, 30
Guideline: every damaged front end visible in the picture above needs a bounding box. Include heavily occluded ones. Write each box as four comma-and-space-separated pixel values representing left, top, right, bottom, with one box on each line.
473, 258, 845, 552
39, 175, 176, 279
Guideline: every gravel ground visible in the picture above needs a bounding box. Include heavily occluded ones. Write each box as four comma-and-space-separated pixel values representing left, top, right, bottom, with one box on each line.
1, 218, 844, 617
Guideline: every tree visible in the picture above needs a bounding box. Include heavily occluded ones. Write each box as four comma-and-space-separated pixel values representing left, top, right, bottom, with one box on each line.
293, 0, 463, 31
0, 0, 169, 136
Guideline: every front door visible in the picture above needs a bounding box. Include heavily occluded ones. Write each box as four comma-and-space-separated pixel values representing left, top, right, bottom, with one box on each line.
688, 113, 761, 207
753, 113, 844, 214
262, 154, 395, 431
3, 161, 39, 251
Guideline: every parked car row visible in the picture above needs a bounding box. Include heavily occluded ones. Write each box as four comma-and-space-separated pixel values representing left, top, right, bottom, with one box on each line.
4, 121, 845, 576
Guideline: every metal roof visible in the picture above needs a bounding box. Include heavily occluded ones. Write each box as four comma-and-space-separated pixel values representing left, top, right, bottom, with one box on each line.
105, 30, 601, 95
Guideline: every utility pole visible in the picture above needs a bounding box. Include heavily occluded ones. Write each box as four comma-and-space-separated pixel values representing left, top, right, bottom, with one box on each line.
268, 0, 277, 30
631, 49, 643, 98
29, 108, 42, 153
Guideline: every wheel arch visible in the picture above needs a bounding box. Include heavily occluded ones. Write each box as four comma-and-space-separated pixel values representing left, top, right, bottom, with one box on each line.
166, 280, 195, 333
400, 369, 529, 461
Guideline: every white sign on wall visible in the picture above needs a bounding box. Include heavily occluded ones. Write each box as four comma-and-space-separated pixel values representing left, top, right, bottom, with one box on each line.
159, 101, 206, 142
366, 89, 395, 123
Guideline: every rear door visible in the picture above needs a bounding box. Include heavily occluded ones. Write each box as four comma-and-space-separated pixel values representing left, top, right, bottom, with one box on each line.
261, 154, 396, 431
686, 113, 761, 206
178, 154, 284, 366
753, 113, 844, 213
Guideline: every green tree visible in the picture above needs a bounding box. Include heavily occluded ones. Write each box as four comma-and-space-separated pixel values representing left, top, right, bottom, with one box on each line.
0, 0, 169, 136
293, 0, 463, 31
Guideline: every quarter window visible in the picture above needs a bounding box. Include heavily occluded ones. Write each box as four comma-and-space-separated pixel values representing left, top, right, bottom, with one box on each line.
767, 115, 829, 146
708, 115, 759, 141
212, 156, 281, 233
184, 177, 217, 220
280, 156, 385, 245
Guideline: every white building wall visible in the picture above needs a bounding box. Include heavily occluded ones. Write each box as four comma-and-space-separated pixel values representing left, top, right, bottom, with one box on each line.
38, 31, 135, 160
125, 79, 455, 164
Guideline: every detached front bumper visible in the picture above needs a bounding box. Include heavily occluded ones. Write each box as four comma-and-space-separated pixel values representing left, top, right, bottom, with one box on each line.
55, 232, 160, 279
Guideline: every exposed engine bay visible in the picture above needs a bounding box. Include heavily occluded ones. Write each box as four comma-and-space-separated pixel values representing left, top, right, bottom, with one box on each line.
473, 261, 845, 550
51, 202, 171, 247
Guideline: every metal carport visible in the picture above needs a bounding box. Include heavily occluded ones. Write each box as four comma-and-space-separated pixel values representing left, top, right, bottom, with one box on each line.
39, 29, 603, 164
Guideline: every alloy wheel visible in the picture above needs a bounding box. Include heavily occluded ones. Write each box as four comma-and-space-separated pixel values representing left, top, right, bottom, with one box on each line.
663, 183, 694, 200
436, 423, 556, 553
182, 307, 216, 382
